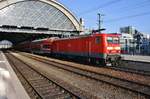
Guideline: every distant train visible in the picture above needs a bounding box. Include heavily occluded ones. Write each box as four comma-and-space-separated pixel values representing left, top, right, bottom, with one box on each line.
15, 32, 122, 66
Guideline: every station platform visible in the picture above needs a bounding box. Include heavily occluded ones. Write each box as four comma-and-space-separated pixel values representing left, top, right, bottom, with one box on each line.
122, 54, 150, 63
0, 51, 30, 99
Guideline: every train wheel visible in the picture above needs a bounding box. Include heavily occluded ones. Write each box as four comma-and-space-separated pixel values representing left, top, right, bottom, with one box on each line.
111, 61, 115, 66
98, 60, 106, 66
116, 57, 123, 66
90, 58, 95, 65
96, 60, 99, 65
111, 61, 117, 66
118, 59, 125, 66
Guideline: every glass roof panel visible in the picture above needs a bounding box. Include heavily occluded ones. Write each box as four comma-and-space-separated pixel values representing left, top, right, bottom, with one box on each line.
0, 0, 76, 30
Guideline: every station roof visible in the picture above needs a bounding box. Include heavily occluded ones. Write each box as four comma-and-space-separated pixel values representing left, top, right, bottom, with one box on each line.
0, 0, 80, 31
0, 0, 81, 44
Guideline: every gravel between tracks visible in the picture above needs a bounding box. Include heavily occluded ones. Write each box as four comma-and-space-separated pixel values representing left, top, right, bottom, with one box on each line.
21, 52, 150, 86
10, 52, 149, 99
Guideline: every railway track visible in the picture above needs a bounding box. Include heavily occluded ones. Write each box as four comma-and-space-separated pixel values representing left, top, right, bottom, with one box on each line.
40, 53, 150, 76
107, 66, 150, 76
68, 58, 150, 76
122, 60, 150, 75
5, 53, 80, 99
19, 52, 150, 98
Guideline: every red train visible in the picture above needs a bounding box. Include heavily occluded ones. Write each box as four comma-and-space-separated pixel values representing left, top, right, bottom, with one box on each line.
16, 33, 121, 66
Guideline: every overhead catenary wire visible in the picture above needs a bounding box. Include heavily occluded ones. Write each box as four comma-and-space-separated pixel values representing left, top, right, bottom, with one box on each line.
78, 0, 150, 16
116, 0, 150, 11
78, 0, 123, 15
105, 11, 150, 23
107, 0, 150, 14
103, 0, 150, 23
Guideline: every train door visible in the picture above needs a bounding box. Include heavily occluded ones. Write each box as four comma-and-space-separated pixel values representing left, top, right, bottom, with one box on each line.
86, 37, 92, 62
88, 41, 92, 56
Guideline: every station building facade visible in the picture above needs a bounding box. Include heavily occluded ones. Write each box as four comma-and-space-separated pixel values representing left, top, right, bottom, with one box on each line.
120, 26, 150, 55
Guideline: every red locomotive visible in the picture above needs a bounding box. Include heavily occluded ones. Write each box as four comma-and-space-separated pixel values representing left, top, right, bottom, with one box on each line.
16, 33, 121, 66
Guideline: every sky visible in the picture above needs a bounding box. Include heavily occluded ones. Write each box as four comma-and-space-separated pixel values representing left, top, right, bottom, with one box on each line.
58, 0, 150, 34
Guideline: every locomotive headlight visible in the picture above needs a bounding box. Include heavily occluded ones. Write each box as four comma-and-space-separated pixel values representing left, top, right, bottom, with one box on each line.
107, 47, 113, 50
107, 47, 120, 50
114, 47, 120, 50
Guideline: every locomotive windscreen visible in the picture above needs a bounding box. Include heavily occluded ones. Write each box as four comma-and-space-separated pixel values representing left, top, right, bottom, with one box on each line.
107, 37, 119, 44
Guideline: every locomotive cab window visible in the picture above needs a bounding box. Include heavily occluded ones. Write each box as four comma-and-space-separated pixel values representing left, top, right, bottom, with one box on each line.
113, 37, 119, 44
107, 37, 113, 43
95, 37, 101, 44
107, 37, 119, 44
